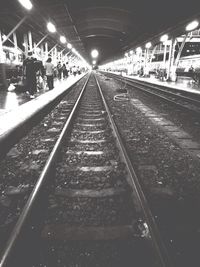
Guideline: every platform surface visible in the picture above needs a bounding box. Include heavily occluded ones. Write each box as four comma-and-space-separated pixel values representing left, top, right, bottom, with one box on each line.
0, 73, 87, 137
0, 74, 85, 115
108, 72, 200, 95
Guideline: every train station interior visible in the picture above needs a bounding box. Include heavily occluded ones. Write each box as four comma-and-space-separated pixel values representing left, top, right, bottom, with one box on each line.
0, 0, 200, 266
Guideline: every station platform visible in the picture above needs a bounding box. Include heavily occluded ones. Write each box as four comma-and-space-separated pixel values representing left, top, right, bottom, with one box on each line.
107, 72, 200, 95
0, 74, 85, 116
0, 73, 87, 144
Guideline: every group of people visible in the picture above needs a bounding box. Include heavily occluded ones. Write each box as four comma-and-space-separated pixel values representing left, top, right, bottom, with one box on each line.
22, 52, 77, 98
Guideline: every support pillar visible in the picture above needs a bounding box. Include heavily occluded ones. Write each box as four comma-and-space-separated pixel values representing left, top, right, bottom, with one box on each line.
28, 31, 33, 52
23, 34, 29, 57
40, 44, 44, 60
144, 49, 150, 76
54, 47, 58, 65
163, 42, 167, 68
45, 42, 48, 60
167, 38, 176, 81
0, 31, 4, 63
0, 31, 7, 89
13, 33, 19, 64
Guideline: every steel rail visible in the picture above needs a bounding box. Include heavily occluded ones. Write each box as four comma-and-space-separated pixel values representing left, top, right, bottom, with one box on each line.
0, 73, 91, 267
126, 78, 200, 105
95, 74, 173, 267
105, 73, 200, 115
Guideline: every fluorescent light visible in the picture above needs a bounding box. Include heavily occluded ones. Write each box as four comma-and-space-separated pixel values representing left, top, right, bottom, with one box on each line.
47, 22, 56, 33
60, 36, 66, 44
136, 47, 142, 53
160, 34, 168, 43
91, 49, 99, 58
67, 43, 72, 49
2, 35, 7, 41
145, 42, 152, 49
18, 0, 33, 10
186, 20, 199, 31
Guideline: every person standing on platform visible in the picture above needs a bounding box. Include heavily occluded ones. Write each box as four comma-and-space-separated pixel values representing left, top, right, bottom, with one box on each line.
62, 63, 67, 79
44, 58, 54, 90
57, 61, 62, 80
23, 51, 37, 98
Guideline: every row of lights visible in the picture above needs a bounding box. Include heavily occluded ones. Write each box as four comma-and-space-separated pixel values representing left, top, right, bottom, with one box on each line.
125, 20, 199, 56
18, 0, 83, 60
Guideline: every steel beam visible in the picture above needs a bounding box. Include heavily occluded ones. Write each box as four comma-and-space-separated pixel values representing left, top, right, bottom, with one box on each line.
35, 34, 48, 48
48, 44, 58, 55
174, 33, 189, 67
2, 16, 27, 45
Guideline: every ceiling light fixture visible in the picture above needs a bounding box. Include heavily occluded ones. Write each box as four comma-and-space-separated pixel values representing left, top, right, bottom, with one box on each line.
145, 42, 152, 49
67, 43, 72, 49
18, 0, 33, 10
91, 49, 99, 58
160, 34, 168, 43
60, 36, 66, 44
186, 20, 199, 31
47, 22, 56, 33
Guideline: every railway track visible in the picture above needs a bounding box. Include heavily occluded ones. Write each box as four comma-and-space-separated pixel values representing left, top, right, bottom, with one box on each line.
0, 72, 172, 267
104, 72, 200, 115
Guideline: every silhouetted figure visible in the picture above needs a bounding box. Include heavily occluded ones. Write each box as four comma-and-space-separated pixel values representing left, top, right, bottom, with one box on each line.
45, 58, 54, 90
23, 52, 37, 98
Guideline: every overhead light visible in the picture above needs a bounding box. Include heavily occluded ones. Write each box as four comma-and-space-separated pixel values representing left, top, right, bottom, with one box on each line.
186, 20, 199, 31
2, 35, 7, 41
136, 47, 142, 53
60, 36, 66, 44
160, 34, 168, 43
35, 47, 41, 52
67, 43, 72, 49
92, 60, 96, 65
18, 0, 33, 10
47, 22, 56, 33
145, 42, 152, 49
91, 49, 99, 58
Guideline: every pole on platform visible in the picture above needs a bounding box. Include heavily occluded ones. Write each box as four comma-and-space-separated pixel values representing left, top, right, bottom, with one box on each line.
45, 42, 48, 60
54, 46, 58, 64
0, 31, 4, 63
28, 31, 33, 52
23, 34, 29, 57
167, 38, 176, 81
40, 44, 44, 60
163, 42, 167, 68
0, 31, 8, 89
13, 33, 19, 63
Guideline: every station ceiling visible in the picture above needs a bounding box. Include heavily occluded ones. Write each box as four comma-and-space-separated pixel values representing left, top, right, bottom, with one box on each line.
1, 0, 200, 64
